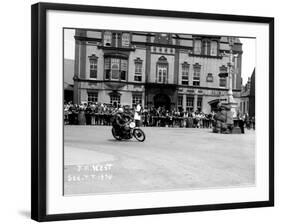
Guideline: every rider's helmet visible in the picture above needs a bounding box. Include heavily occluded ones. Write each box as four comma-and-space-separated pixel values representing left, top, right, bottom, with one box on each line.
118, 107, 124, 113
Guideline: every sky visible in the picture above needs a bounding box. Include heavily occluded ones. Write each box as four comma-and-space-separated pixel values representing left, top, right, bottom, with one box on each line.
64, 29, 256, 85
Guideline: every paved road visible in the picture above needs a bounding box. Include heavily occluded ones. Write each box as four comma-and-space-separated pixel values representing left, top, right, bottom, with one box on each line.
64, 126, 255, 195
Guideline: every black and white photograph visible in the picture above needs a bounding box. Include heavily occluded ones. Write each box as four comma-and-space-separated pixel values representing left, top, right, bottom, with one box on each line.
63, 28, 256, 196
30, 2, 274, 221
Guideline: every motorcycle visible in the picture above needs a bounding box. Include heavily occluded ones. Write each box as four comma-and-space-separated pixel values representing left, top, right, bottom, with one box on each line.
112, 121, 146, 142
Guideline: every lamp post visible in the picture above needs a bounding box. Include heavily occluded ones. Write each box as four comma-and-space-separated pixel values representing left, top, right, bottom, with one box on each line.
227, 37, 235, 104
221, 36, 238, 118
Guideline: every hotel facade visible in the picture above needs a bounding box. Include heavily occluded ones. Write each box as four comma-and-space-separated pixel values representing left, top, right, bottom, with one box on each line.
71, 29, 243, 113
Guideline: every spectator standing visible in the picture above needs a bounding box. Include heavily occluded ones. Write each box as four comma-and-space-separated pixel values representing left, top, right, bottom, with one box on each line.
134, 104, 142, 127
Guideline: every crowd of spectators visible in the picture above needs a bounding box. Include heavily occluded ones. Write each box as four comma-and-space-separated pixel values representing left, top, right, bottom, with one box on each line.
64, 101, 255, 130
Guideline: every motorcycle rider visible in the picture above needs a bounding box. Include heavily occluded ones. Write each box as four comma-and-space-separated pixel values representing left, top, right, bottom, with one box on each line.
112, 107, 133, 137
112, 107, 126, 137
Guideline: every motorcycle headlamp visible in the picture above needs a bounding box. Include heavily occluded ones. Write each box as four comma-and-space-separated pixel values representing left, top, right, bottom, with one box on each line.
129, 122, 136, 128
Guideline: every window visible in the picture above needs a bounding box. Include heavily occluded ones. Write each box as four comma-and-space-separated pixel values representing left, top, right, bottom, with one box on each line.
210, 41, 218, 56
110, 94, 121, 107
104, 58, 110, 79
135, 63, 142, 74
103, 31, 130, 48
178, 95, 183, 111
181, 62, 189, 85
89, 54, 98, 79
197, 97, 202, 112
202, 39, 211, 55
112, 33, 121, 47
156, 56, 168, 84
193, 63, 201, 86
134, 58, 143, 82
87, 92, 98, 103
186, 96, 194, 112
103, 31, 112, 46
206, 73, 213, 82
111, 58, 120, 80
219, 77, 227, 87
122, 33, 130, 47
219, 65, 228, 87
194, 39, 201, 54
157, 64, 168, 83
104, 57, 128, 81
120, 59, 127, 81
132, 95, 142, 107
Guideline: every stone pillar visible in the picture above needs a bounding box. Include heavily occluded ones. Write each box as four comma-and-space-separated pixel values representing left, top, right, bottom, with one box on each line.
145, 35, 151, 83
73, 76, 79, 105
193, 94, 198, 112
73, 32, 80, 105
183, 94, 187, 112
174, 39, 180, 85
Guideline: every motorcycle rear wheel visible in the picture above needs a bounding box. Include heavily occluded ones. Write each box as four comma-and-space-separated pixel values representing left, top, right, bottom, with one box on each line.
112, 127, 122, 141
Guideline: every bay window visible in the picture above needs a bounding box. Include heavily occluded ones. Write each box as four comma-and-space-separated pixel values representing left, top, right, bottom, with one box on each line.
104, 56, 128, 81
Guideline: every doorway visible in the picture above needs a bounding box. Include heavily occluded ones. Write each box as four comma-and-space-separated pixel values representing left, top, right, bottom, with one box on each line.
153, 93, 171, 110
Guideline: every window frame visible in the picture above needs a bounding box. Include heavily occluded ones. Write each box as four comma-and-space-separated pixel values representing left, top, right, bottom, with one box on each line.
87, 91, 98, 103
193, 63, 201, 86
181, 62, 189, 85
156, 56, 168, 84
109, 93, 121, 107
132, 94, 142, 107
88, 54, 98, 79
103, 31, 112, 47
186, 96, 194, 112
104, 56, 128, 81
134, 58, 143, 82
121, 32, 131, 47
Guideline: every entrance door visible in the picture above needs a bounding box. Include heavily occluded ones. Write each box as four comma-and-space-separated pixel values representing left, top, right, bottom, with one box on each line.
154, 93, 171, 110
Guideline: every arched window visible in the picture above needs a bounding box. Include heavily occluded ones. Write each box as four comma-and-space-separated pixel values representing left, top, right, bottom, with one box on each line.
111, 59, 120, 80
156, 56, 168, 84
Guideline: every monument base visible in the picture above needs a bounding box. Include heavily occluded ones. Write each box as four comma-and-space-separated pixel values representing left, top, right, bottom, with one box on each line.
221, 102, 238, 119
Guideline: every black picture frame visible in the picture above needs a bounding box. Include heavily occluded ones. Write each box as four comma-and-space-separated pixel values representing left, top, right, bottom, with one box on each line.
31, 2, 274, 222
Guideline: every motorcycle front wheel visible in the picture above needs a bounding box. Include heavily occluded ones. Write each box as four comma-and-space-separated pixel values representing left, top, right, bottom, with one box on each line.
133, 128, 145, 142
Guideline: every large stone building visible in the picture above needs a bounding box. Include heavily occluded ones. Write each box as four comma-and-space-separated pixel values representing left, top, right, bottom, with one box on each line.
72, 29, 243, 113
239, 69, 255, 117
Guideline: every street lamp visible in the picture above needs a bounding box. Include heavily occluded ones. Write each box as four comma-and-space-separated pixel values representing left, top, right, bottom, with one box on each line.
219, 36, 238, 118
227, 37, 235, 104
